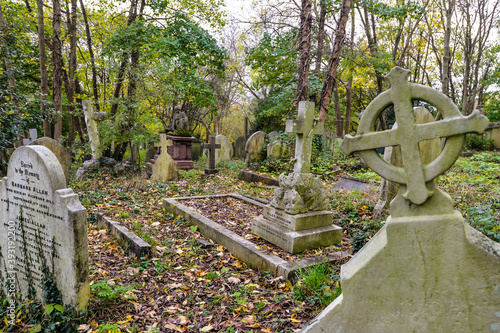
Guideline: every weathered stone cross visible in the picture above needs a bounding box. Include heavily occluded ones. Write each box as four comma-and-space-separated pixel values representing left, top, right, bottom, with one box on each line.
341, 67, 489, 205
82, 100, 106, 160
203, 136, 221, 170
22, 128, 38, 146
155, 133, 173, 156
286, 101, 324, 174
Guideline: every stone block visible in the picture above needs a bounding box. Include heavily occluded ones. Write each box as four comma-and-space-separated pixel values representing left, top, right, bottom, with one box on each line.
263, 205, 333, 231
252, 216, 341, 253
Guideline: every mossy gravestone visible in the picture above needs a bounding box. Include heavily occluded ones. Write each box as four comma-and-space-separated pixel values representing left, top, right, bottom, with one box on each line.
0, 146, 89, 311
301, 67, 498, 333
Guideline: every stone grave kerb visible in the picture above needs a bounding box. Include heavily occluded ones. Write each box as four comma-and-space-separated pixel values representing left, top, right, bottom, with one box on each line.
301, 67, 497, 333
203, 136, 221, 174
286, 101, 324, 174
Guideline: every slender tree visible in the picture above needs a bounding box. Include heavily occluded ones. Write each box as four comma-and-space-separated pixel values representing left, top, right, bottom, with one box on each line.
296, 0, 313, 103
52, 0, 63, 140
36, 0, 50, 137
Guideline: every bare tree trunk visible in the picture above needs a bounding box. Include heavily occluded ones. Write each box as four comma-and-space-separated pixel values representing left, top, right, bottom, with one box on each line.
36, 0, 51, 137
296, 0, 313, 104
0, 3, 19, 109
64, 0, 78, 149
318, 0, 351, 122
79, 0, 100, 111
345, 7, 355, 136
109, 0, 139, 117
334, 82, 342, 138
52, 0, 63, 140
311, 1, 326, 105
441, 0, 454, 96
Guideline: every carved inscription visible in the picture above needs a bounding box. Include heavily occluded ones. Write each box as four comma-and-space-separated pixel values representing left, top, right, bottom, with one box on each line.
1, 158, 63, 294
252, 223, 291, 245
263, 210, 292, 228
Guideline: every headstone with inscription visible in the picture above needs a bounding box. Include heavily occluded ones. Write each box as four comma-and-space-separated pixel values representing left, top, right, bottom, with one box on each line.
252, 102, 341, 253
301, 67, 498, 333
0, 146, 89, 311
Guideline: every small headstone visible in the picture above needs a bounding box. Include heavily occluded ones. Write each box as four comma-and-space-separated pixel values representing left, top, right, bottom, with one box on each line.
22, 129, 38, 146
245, 131, 267, 167
490, 124, 500, 148
252, 102, 341, 253
152, 134, 178, 181
0, 146, 89, 310
332, 175, 375, 192
203, 136, 221, 174
233, 136, 247, 159
268, 131, 280, 141
191, 139, 203, 161
267, 140, 283, 159
29, 137, 71, 185
144, 147, 157, 165
302, 67, 496, 333
212, 135, 233, 166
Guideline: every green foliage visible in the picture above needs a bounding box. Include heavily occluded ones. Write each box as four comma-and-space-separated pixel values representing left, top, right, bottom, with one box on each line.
292, 261, 341, 307
91, 279, 134, 306
465, 205, 500, 242
465, 134, 494, 151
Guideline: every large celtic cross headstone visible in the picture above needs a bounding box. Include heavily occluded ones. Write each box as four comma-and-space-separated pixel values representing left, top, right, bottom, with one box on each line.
340, 67, 489, 205
286, 101, 324, 174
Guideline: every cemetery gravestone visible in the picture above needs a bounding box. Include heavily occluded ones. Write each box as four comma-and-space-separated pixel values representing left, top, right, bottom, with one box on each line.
191, 139, 203, 161
252, 102, 341, 253
0, 146, 89, 310
213, 135, 233, 166
82, 100, 106, 161
233, 136, 247, 159
301, 67, 497, 333
166, 135, 195, 170
152, 134, 178, 181
204, 136, 221, 175
29, 137, 72, 185
22, 129, 38, 146
144, 146, 157, 166
245, 131, 267, 167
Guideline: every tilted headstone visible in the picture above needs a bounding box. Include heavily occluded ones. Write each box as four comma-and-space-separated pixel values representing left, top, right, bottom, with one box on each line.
301, 67, 497, 333
233, 136, 247, 159
252, 102, 341, 253
267, 140, 283, 159
0, 146, 89, 310
22, 129, 38, 146
29, 137, 71, 185
245, 131, 267, 167
82, 100, 106, 160
144, 146, 157, 165
203, 136, 221, 175
152, 134, 177, 181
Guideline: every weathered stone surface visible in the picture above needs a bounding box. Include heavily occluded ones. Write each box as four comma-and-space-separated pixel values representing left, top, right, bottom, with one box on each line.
233, 136, 246, 159
29, 137, 71, 185
263, 205, 333, 231
203, 136, 221, 173
82, 100, 105, 160
252, 217, 341, 254
268, 131, 280, 140
0, 146, 89, 310
213, 134, 233, 166
332, 175, 376, 192
152, 134, 178, 181
489, 126, 500, 148
245, 131, 267, 166
267, 140, 283, 159
301, 213, 500, 332
237, 170, 279, 186
166, 135, 195, 170
270, 173, 329, 214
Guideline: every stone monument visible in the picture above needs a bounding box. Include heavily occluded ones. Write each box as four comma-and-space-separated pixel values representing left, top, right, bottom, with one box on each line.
0, 146, 89, 311
22, 129, 38, 146
151, 134, 178, 181
245, 131, 267, 167
301, 67, 497, 333
82, 100, 106, 160
252, 102, 341, 253
29, 137, 72, 185
203, 136, 221, 175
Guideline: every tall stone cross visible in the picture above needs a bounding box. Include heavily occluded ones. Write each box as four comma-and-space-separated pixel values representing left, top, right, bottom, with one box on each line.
204, 136, 221, 170
22, 128, 38, 145
341, 67, 489, 205
82, 100, 106, 160
155, 133, 173, 156
286, 101, 324, 174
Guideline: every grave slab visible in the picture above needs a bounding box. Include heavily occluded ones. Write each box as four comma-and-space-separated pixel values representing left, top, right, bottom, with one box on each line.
0, 146, 89, 310
163, 194, 345, 280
